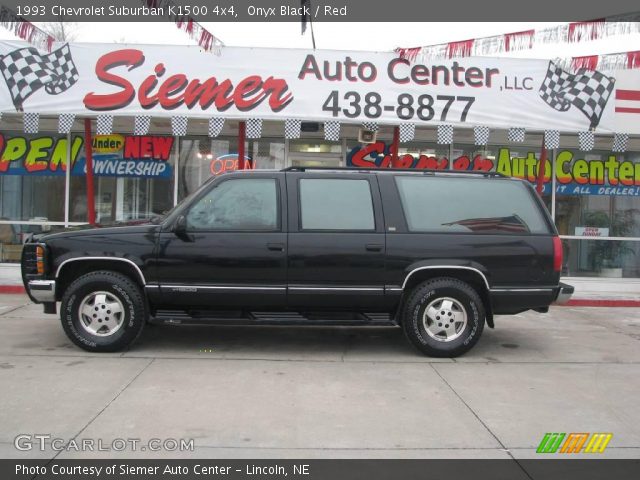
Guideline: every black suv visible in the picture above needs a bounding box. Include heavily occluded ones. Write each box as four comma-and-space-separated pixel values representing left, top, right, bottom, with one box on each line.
21, 167, 573, 357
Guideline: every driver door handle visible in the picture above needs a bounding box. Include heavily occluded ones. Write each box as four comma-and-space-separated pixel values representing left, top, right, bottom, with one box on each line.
267, 242, 285, 251
365, 244, 384, 252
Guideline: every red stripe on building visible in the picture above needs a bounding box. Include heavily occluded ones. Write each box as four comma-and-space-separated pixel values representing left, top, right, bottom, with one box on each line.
615, 107, 640, 114
615, 89, 640, 101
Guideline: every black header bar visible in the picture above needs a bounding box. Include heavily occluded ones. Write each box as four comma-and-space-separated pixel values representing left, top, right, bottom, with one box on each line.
1, 0, 639, 22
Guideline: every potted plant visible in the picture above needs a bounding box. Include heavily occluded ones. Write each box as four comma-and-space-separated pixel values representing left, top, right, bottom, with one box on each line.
583, 210, 637, 277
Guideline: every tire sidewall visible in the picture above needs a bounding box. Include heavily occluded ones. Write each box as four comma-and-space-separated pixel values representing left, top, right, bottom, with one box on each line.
405, 281, 484, 356
61, 273, 144, 352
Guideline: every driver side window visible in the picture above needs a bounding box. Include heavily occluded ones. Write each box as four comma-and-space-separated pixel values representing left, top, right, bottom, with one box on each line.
186, 178, 278, 231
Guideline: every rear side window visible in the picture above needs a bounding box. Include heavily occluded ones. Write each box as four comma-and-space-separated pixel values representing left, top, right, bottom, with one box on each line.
395, 176, 550, 234
299, 178, 375, 230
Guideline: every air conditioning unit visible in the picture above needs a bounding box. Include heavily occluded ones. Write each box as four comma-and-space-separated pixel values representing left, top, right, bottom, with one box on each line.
358, 128, 377, 144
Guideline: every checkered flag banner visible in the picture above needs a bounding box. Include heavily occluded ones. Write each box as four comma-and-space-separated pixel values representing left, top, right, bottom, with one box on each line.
284, 119, 302, 139
96, 114, 113, 135
208, 117, 224, 137
399, 123, 415, 143
578, 131, 595, 151
171, 116, 188, 136
507, 127, 526, 143
437, 124, 454, 144
362, 122, 379, 132
58, 113, 75, 134
544, 130, 560, 149
246, 118, 263, 139
23, 112, 39, 134
324, 121, 340, 141
134, 115, 151, 136
0, 44, 79, 111
612, 133, 629, 153
474, 126, 490, 146
539, 61, 615, 129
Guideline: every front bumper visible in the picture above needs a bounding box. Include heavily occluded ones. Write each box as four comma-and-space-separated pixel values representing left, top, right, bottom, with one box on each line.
27, 280, 56, 303
553, 282, 574, 305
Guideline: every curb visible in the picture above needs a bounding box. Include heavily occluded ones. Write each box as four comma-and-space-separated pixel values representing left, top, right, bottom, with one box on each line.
0, 284, 637, 307
0, 285, 26, 294
565, 299, 640, 308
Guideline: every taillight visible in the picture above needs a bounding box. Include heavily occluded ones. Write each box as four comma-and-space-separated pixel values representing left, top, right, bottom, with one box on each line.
552, 236, 563, 273
35, 245, 45, 275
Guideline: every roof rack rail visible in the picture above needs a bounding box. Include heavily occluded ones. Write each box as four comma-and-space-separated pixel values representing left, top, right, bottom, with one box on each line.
280, 166, 506, 178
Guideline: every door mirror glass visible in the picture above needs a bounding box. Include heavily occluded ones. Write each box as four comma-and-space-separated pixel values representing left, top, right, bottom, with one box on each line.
173, 215, 187, 235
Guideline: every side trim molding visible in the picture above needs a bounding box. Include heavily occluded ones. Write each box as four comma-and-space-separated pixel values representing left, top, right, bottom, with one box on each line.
289, 286, 383, 292
162, 285, 286, 291
402, 266, 491, 291
490, 288, 555, 293
56, 257, 147, 286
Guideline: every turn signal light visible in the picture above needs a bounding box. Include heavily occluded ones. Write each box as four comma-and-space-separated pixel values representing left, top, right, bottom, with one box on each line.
552, 236, 563, 273
35, 245, 45, 275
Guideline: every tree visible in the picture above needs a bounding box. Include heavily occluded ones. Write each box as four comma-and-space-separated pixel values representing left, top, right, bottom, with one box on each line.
41, 21, 78, 42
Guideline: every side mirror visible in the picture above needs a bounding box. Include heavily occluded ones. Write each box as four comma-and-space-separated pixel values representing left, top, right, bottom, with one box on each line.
173, 215, 188, 236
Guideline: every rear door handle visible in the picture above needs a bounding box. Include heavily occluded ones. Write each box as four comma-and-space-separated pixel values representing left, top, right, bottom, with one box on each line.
267, 242, 285, 251
365, 244, 384, 252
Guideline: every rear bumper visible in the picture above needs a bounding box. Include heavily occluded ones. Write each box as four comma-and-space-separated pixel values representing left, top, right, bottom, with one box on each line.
553, 282, 574, 305
27, 280, 56, 303
490, 282, 574, 313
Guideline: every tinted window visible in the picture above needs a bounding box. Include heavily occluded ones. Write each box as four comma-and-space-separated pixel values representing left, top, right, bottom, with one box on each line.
395, 176, 550, 234
186, 178, 278, 230
300, 179, 375, 230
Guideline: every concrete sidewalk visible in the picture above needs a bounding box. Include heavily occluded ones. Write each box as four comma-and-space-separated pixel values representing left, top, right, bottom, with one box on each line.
0, 294, 639, 460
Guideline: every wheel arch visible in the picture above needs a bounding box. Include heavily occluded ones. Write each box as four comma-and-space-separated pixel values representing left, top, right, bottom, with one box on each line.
55, 257, 146, 301
397, 264, 494, 328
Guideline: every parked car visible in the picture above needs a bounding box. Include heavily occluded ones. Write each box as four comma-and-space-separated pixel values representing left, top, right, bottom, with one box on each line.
21, 167, 573, 357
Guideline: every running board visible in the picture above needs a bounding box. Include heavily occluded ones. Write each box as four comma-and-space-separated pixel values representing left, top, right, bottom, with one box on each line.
151, 310, 397, 326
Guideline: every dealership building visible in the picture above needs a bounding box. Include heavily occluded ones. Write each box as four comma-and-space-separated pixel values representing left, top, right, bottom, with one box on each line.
0, 41, 639, 290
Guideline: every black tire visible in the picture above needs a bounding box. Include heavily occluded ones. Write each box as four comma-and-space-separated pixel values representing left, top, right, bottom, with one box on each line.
401, 277, 485, 357
60, 271, 147, 352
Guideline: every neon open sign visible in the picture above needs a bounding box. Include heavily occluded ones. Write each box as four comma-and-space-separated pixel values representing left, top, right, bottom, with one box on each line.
209, 154, 254, 175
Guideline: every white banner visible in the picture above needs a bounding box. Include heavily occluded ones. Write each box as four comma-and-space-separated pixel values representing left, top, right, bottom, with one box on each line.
1, 41, 639, 133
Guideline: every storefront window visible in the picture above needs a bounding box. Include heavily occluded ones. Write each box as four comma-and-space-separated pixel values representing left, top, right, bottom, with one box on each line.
0, 133, 67, 222
553, 149, 639, 278
289, 139, 341, 168
564, 239, 640, 278
70, 134, 175, 223
1, 125, 639, 278
178, 137, 285, 199
0, 132, 69, 261
554, 150, 640, 236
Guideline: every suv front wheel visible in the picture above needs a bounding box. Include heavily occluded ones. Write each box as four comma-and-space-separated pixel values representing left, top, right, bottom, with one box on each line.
402, 277, 485, 357
60, 271, 147, 352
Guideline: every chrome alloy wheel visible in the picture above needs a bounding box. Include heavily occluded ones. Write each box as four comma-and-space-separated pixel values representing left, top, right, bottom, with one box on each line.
422, 297, 468, 342
78, 291, 125, 337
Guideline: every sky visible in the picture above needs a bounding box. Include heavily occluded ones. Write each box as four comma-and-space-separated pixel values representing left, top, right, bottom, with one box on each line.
1, 21, 639, 58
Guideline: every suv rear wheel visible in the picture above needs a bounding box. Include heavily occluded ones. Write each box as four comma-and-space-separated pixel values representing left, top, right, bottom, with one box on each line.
60, 271, 147, 352
401, 277, 485, 357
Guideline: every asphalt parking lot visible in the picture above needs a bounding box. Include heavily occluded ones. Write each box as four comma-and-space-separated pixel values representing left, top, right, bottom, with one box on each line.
0, 294, 639, 460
